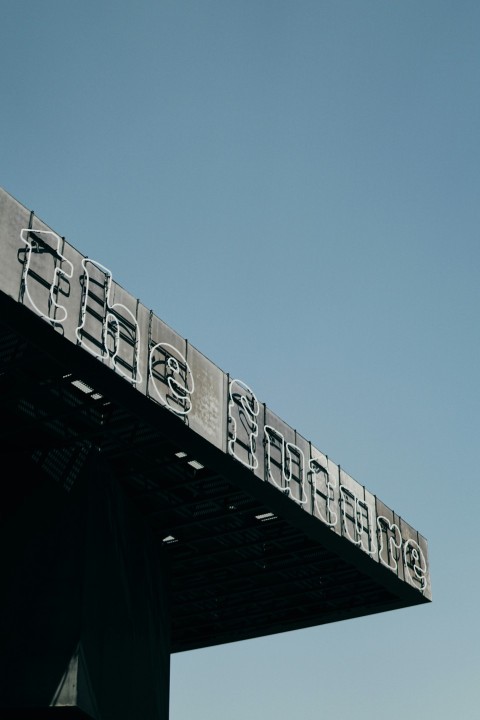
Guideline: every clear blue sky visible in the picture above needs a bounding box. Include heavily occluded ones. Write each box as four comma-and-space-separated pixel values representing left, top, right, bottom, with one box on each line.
2, 2, 479, 718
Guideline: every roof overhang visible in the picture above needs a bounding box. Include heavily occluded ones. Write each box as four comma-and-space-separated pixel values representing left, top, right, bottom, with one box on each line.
0, 187, 431, 652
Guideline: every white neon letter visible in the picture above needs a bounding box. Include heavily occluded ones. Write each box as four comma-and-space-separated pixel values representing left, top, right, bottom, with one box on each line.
20, 229, 73, 325
75, 258, 142, 384
310, 458, 337, 527
377, 516, 402, 571
403, 539, 428, 591
228, 379, 259, 470
149, 342, 194, 415
264, 425, 307, 504
340, 485, 377, 555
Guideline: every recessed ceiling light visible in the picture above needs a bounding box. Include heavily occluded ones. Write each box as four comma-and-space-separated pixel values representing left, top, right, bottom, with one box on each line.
255, 512, 276, 522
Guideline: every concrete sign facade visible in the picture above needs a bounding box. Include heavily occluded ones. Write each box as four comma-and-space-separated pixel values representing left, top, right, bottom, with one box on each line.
0, 186, 431, 601
0, 186, 431, 719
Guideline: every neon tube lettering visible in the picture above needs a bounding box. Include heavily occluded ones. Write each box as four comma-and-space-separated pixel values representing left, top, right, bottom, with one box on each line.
149, 342, 194, 415
310, 458, 337, 527
377, 516, 402, 571
403, 539, 427, 591
228, 379, 259, 470
340, 485, 376, 555
20, 229, 73, 325
76, 258, 142, 384
264, 425, 308, 504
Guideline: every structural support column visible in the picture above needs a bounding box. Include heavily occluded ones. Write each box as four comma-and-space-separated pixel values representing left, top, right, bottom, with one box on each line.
0, 446, 171, 720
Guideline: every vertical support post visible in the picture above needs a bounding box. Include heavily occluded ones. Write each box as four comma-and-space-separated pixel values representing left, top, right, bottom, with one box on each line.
0, 447, 171, 720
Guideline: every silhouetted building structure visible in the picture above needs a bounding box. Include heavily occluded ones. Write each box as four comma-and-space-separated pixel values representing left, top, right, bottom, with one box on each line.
0, 187, 431, 719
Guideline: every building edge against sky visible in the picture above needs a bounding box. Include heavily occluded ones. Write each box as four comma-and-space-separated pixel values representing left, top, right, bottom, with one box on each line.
0, 186, 431, 719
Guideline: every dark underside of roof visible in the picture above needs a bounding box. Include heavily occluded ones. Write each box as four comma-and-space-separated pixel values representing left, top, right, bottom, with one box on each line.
0, 294, 428, 653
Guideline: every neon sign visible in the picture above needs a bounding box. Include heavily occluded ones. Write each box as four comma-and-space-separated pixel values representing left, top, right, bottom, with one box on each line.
228, 379, 259, 470
14, 225, 429, 596
20, 229, 74, 325
149, 342, 194, 415
76, 258, 142, 384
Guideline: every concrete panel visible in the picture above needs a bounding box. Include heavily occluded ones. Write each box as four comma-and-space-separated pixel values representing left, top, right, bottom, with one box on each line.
186, 343, 226, 452
75, 257, 110, 370
21, 216, 71, 330
417, 533, 432, 600
375, 499, 403, 579
363, 487, 379, 562
227, 376, 263, 477
263, 408, 309, 507
147, 314, 189, 419
310, 443, 339, 532
291, 430, 311, 509
108, 283, 142, 387
0, 188, 31, 302
58, 242, 87, 346
400, 518, 430, 597
339, 468, 376, 557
